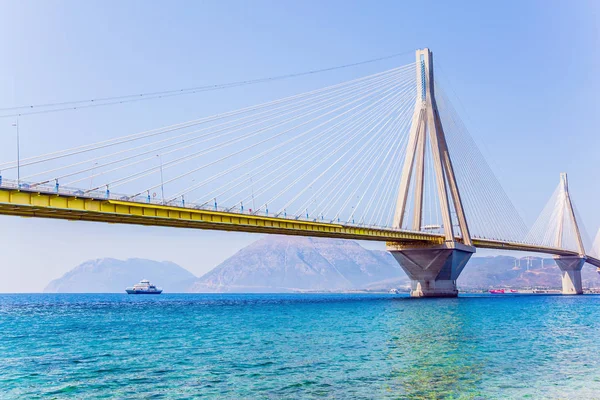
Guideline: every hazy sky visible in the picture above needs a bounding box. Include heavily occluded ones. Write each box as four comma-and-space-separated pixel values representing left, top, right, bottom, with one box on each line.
0, 1, 598, 292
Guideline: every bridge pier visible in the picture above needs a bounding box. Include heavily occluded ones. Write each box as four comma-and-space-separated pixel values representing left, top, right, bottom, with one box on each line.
387, 242, 475, 298
554, 256, 586, 295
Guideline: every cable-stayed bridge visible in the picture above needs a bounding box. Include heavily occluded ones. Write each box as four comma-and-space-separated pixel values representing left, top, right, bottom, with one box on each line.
1, 48, 598, 297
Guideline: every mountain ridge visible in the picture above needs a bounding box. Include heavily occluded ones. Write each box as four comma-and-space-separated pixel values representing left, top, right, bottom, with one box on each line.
189, 236, 406, 293
44, 257, 197, 293
44, 237, 600, 293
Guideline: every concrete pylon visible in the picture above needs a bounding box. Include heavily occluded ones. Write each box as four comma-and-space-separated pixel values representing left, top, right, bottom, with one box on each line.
592, 229, 600, 278
591, 228, 600, 259
388, 242, 473, 297
387, 49, 475, 298
554, 256, 585, 295
553, 173, 586, 295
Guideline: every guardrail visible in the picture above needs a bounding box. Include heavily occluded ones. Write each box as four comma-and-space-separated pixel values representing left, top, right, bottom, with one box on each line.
0, 177, 588, 257
0, 178, 427, 234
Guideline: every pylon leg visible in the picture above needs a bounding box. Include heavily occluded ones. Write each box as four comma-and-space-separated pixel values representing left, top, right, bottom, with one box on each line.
554, 256, 585, 295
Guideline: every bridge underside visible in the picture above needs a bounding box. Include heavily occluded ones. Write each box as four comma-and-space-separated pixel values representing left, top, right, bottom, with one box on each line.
1, 188, 595, 267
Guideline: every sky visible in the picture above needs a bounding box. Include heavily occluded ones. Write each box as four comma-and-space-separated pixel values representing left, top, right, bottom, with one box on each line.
0, 0, 598, 292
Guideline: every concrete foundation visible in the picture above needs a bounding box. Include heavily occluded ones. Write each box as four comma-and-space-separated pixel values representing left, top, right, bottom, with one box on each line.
387, 242, 475, 298
554, 256, 586, 295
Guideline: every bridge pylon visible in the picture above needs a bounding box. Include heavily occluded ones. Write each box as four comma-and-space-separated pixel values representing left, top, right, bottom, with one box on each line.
386, 48, 475, 298
553, 173, 586, 295
593, 229, 600, 278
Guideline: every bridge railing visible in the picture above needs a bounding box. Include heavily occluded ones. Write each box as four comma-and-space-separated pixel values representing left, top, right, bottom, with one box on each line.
1, 178, 579, 252
0, 178, 432, 234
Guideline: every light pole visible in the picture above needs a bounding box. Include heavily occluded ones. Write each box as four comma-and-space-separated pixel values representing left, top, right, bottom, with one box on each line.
310, 185, 315, 219
157, 155, 165, 204
248, 174, 256, 211
12, 118, 20, 186
90, 162, 98, 190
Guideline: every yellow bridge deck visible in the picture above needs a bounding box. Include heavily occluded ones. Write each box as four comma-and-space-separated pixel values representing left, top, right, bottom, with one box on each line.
2, 187, 596, 265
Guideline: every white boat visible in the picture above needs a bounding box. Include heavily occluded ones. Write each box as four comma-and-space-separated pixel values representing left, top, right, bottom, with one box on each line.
126, 279, 162, 294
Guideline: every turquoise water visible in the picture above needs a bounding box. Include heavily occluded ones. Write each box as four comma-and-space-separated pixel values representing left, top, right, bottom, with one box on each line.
1, 294, 599, 399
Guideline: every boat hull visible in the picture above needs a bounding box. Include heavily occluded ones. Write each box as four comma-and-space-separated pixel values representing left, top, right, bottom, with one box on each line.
125, 289, 162, 294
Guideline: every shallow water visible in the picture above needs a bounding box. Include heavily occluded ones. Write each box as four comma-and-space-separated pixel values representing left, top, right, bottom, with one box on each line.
1, 293, 599, 399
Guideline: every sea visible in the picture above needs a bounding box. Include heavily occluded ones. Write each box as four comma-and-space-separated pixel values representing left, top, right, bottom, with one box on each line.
1, 293, 599, 399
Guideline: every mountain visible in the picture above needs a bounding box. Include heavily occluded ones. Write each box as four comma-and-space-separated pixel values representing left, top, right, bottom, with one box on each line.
459, 256, 600, 289
189, 235, 600, 292
44, 258, 197, 293
44, 239, 600, 293
189, 235, 407, 293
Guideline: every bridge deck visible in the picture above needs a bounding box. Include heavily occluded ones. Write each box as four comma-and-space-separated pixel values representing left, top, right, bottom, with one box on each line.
1, 187, 595, 264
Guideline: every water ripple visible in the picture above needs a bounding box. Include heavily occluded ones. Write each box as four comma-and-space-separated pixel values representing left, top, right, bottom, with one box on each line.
0, 293, 599, 398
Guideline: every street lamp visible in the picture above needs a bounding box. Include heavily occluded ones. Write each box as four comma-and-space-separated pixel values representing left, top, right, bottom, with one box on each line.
247, 174, 256, 211
157, 154, 165, 204
11, 118, 20, 187
90, 162, 98, 189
